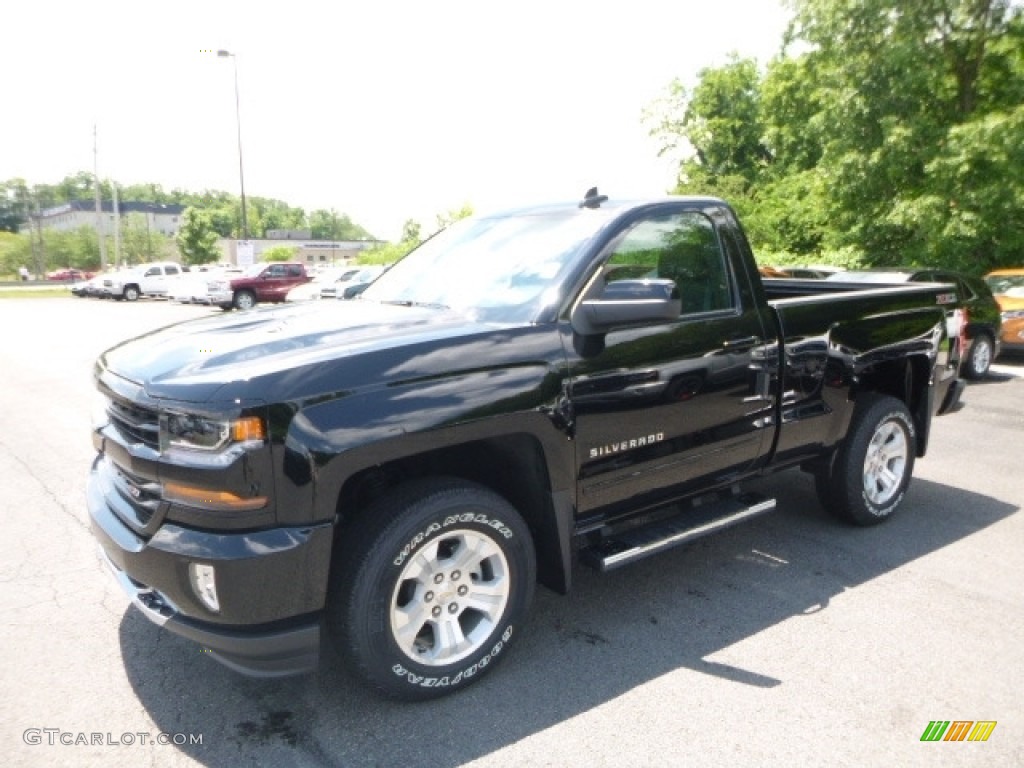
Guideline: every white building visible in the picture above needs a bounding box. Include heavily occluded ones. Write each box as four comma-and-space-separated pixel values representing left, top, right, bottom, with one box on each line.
218, 238, 383, 265
35, 201, 186, 237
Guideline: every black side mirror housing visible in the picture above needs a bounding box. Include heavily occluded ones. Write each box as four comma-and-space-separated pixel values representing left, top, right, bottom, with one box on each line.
571, 279, 681, 336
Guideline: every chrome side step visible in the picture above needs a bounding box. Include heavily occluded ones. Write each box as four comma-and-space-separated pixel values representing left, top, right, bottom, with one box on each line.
581, 493, 777, 572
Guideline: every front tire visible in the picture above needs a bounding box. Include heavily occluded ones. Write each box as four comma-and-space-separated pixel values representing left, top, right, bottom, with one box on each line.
328, 478, 536, 700
233, 290, 256, 310
815, 394, 916, 526
123, 285, 140, 302
963, 334, 993, 379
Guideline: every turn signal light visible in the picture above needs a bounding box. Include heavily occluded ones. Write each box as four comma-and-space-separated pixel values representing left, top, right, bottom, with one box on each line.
231, 416, 266, 442
163, 481, 267, 512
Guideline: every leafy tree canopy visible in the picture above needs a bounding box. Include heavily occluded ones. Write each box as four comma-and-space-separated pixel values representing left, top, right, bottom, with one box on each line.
647, 0, 1024, 273
175, 207, 220, 266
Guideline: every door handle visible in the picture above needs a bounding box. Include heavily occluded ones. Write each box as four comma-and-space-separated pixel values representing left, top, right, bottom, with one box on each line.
722, 335, 759, 351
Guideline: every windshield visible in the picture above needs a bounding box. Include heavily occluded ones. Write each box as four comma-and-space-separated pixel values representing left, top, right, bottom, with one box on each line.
985, 274, 1024, 295
311, 267, 351, 284
361, 209, 613, 323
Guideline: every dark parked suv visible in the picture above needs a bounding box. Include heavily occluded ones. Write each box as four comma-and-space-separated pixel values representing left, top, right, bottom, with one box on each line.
826, 268, 1002, 377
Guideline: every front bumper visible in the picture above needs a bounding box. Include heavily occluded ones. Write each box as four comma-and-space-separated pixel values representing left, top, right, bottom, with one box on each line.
208, 289, 233, 306
88, 459, 333, 677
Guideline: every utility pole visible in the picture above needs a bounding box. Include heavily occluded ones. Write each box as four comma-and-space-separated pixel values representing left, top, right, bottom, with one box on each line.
31, 199, 46, 279
217, 50, 248, 240
93, 125, 108, 270
112, 181, 122, 265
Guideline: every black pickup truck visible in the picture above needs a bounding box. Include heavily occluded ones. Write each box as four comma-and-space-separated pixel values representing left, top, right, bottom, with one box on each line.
88, 191, 965, 699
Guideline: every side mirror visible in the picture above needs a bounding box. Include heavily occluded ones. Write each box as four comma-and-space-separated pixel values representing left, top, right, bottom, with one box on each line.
571, 278, 681, 336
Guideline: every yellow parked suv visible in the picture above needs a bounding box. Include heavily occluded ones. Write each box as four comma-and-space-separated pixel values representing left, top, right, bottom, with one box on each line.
984, 268, 1024, 354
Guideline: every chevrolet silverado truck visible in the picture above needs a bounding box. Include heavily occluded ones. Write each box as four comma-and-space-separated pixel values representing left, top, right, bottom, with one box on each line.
88, 191, 965, 700
208, 261, 310, 310
103, 261, 186, 301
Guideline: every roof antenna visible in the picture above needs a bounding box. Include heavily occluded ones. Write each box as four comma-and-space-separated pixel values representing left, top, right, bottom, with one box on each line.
579, 187, 608, 209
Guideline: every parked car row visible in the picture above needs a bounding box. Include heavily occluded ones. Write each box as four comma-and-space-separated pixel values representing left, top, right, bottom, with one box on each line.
69, 261, 389, 310
47, 267, 96, 281
71, 261, 187, 301
286, 264, 389, 301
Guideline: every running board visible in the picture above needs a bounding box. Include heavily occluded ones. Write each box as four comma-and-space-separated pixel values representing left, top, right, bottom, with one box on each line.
581, 493, 777, 572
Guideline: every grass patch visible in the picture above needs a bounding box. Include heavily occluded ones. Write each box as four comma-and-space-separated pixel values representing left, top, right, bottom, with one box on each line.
0, 288, 72, 299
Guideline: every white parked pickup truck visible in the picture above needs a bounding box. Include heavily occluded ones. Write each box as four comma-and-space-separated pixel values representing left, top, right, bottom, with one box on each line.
102, 262, 186, 301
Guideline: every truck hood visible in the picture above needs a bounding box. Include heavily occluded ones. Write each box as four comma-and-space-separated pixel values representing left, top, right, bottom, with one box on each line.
98, 300, 501, 403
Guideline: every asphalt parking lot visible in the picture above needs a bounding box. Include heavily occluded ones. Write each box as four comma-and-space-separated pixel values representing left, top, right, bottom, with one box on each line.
1, 297, 1021, 767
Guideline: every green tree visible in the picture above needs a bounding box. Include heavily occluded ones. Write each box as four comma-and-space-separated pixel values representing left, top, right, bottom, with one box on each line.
432, 203, 474, 236
646, 0, 1023, 272
785, 0, 1021, 267
0, 179, 31, 233
176, 207, 220, 266
261, 245, 298, 262
648, 55, 771, 195
359, 218, 424, 265
121, 213, 158, 265
0, 231, 32, 276
400, 219, 422, 244
309, 208, 374, 240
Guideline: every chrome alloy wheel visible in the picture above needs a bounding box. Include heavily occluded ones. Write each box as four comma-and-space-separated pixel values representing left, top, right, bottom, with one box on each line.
389, 528, 510, 666
971, 337, 992, 375
862, 419, 909, 505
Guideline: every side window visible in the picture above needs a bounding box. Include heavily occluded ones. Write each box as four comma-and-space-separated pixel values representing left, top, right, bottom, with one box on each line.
956, 278, 976, 301
266, 264, 285, 278
144, 267, 160, 277
166, 266, 179, 276
605, 211, 732, 315
287, 265, 301, 277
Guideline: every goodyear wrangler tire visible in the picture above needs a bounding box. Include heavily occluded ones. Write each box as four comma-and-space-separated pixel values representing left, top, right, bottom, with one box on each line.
818, 394, 916, 526
328, 478, 536, 700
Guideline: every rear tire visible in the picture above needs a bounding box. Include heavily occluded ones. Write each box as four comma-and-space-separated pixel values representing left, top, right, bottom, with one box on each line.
328, 478, 536, 700
963, 334, 993, 379
815, 394, 916, 526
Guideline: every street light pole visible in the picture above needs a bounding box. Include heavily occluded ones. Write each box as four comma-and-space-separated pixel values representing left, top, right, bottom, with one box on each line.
217, 50, 248, 240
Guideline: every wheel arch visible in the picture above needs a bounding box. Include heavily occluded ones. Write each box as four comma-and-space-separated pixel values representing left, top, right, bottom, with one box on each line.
855, 353, 934, 457
329, 433, 573, 594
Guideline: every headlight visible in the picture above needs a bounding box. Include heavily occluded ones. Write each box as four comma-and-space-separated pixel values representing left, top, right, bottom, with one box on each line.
159, 413, 265, 453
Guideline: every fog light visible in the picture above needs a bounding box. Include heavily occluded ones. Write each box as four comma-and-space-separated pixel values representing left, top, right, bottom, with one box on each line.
189, 563, 220, 613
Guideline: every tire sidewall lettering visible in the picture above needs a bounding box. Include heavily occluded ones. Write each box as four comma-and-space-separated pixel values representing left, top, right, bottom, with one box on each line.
391, 626, 514, 689
862, 411, 914, 517
393, 512, 514, 567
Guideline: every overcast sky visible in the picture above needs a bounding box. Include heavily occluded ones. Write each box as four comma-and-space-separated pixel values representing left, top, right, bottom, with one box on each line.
2, 0, 789, 240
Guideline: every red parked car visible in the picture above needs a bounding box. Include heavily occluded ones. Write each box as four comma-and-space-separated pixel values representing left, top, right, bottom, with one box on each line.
46, 268, 95, 282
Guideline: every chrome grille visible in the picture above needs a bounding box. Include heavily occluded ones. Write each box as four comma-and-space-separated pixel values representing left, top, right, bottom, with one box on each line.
107, 398, 160, 451
109, 461, 161, 527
